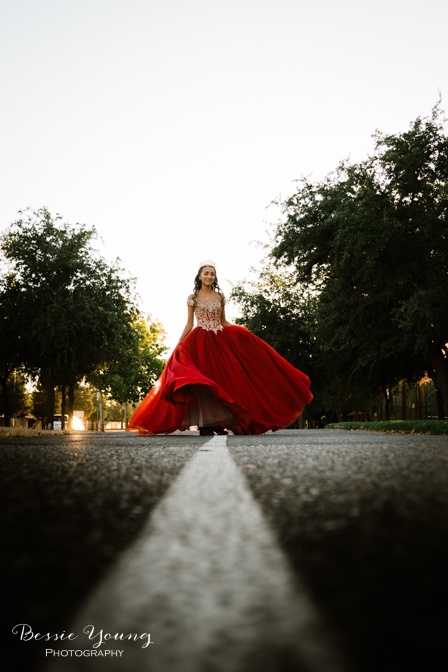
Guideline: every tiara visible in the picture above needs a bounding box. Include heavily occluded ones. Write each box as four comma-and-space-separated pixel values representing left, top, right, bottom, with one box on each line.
199, 259, 216, 269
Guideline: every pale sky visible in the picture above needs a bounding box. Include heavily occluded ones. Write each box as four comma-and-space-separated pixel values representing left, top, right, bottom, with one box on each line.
1, 0, 447, 350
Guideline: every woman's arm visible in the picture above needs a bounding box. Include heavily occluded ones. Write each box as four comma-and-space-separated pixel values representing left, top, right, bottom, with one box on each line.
221, 303, 231, 327
177, 300, 195, 344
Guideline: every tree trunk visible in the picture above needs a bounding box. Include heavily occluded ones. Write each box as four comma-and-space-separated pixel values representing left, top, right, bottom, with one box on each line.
402, 380, 407, 421
1, 374, 11, 427
428, 342, 448, 418
382, 386, 390, 421
336, 386, 342, 423
436, 387, 445, 420
432, 370, 446, 419
45, 369, 55, 429
417, 383, 423, 421
99, 390, 105, 432
124, 402, 128, 429
68, 381, 75, 428
61, 385, 66, 430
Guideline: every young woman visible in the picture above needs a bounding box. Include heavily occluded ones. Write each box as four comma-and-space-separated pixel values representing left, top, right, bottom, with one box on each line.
127, 260, 312, 435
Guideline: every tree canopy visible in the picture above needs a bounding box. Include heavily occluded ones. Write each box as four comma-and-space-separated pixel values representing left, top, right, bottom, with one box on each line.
88, 315, 167, 407
232, 103, 448, 420
0, 207, 166, 427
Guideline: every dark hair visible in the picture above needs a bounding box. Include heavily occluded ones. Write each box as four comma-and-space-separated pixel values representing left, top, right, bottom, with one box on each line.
192, 265, 225, 305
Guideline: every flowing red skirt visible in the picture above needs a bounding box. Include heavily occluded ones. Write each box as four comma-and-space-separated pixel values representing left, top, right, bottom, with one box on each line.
127, 325, 312, 435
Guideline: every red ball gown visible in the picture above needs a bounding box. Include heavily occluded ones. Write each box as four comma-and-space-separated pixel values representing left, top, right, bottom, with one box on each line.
127, 298, 312, 435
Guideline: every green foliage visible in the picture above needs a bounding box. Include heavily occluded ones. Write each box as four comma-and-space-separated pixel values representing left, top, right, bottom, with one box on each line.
1, 207, 139, 384
270, 102, 448, 413
31, 385, 63, 420
230, 254, 382, 422
103, 399, 125, 423
231, 257, 315, 370
232, 102, 448, 420
73, 384, 96, 417
326, 420, 448, 435
0, 207, 167, 424
0, 270, 30, 425
0, 280, 25, 375
91, 315, 167, 405
0, 371, 30, 418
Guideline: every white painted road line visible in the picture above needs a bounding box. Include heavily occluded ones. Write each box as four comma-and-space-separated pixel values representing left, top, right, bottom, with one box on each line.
45, 435, 346, 671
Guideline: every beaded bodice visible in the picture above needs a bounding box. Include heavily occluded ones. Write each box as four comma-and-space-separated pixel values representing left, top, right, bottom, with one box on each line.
187, 298, 224, 333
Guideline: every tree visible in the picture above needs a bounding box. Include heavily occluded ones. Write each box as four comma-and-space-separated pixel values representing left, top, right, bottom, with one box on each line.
89, 315, 167, 427
230, 255, 384, 424
231, 258, 314, 371
372, 104, 448, 410
271, 103, 448, 414
31, 385, 62, 425
73, 384, 96, 420
0, 263, 34, 427
0, 370, 30, 422
0, 207, 153, 428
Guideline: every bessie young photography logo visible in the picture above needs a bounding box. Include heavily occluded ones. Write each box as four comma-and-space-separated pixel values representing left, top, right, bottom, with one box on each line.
12, 623, 154, 658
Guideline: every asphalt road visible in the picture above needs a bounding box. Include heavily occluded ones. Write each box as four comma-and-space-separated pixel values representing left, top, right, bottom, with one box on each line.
229, 431, 448, 672
1, 429, 447, 672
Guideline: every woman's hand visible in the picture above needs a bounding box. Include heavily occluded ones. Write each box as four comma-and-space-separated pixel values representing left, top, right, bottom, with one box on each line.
221, 304, 231, 327
177, 299, 195, 344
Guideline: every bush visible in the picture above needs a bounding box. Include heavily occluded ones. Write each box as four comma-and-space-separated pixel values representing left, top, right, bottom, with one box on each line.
325, 420, 448, 435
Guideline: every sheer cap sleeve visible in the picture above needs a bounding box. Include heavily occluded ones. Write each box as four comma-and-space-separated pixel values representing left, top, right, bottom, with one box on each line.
187, 298, 194, 307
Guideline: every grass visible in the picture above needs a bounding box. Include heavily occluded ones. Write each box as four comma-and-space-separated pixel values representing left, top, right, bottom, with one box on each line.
0, 427, 70, 437
325, 420, 448, 435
